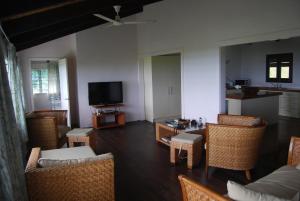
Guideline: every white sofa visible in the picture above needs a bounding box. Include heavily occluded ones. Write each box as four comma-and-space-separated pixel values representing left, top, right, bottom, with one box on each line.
178, 136, 300, 201
245, 165, 300, 200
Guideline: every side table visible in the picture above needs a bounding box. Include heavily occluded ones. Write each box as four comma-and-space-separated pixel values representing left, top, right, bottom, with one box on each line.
67, 128, 93, 147
170, 133, 203, 169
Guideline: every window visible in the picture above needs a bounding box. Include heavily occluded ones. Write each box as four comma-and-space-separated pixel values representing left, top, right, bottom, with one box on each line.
266, 53, 293, 83
31, 68, 48, 94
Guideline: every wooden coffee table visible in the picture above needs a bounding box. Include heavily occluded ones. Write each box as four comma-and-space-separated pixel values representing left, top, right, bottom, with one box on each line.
155, 122, 205, 146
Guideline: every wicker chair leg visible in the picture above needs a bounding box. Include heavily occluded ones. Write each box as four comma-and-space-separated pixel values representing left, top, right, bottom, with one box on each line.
205, 165, 209, 179
245, 170, 251, 181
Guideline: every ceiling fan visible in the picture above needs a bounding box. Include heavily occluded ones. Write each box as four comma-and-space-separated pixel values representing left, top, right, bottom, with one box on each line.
93, 5, 155, 27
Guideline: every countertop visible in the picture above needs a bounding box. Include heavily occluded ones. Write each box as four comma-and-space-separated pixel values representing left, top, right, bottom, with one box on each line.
226, 91, 282, 100
254, 86, 300, 93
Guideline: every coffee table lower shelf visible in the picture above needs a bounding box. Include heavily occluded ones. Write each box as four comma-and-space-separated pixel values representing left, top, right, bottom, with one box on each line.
155, 122, 205, 147
92, 112, 125, 129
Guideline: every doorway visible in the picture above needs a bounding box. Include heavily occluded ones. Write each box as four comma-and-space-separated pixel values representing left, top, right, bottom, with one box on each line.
30, 58, 71, 126
143, 53, 182, 122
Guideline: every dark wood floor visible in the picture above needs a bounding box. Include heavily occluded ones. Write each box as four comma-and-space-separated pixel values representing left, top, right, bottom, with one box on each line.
89, 116, 300, 201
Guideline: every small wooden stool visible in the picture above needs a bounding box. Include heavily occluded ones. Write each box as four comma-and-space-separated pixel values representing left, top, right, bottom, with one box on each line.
170, 133, 202, 169
67, 128, 93, 147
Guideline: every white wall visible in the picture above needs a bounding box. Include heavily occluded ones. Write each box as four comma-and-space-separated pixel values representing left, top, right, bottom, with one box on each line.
76, 24, 139, 127
17, 0, 300, 125
240, 37, 300, 88
137, 0, 300, 122
17, 34, 79, 126
223, 46, 243, 83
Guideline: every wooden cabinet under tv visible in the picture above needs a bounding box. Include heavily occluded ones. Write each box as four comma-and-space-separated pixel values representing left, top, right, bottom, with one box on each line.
91, 104, 125, 129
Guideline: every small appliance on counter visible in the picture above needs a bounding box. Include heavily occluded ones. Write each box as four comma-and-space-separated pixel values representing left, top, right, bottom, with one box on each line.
234, 79, 250, 90
235, 79, 250, 86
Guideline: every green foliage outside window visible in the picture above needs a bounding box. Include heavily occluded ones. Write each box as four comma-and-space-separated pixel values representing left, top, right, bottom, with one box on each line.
32, 69, 48, 94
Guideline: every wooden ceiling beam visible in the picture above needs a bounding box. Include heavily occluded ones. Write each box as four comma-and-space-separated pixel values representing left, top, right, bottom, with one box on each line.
3, 0, 142, 38
1, 0, 86, 22
14, 7, 141, 51
2, 0, 163, 50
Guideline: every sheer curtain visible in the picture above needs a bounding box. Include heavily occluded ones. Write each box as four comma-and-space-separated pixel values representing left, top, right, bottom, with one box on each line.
7, 43, 28, 143
48, 61, 61, 109
0, 29, 28, 200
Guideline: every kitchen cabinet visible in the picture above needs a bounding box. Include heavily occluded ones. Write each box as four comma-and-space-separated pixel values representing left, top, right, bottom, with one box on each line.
279, 92, 300, 118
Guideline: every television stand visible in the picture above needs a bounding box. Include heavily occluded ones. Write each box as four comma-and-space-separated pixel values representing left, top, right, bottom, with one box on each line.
91, 104, 125, 129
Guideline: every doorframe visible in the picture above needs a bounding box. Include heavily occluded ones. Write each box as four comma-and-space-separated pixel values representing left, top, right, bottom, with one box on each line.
217, 27, 300, 115
29, 57, 60, 111
138, 48, 185, 121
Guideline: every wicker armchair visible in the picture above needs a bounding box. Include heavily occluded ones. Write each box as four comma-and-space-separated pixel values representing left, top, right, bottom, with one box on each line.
25, 147, 115, 201
26, 110, 70, 150
178, 136, 300, 201
205, 114, 266, 180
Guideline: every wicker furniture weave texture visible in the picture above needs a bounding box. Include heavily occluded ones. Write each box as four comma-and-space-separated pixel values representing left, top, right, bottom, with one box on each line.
178, 136, 300, 201
25, 147, 115, 201
288, 136, 300, 165
206, 114, 266, 180
26, 110, 70, 150
178, 175, 230, 201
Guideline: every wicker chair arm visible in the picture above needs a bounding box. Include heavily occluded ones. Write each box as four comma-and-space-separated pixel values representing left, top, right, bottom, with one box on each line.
217, 114, 264, 126
30, 110, 67, 125
25, 147, 41, 172
287, 136, 300, 166
26, 116, 56, 120
178, 175, 230, 201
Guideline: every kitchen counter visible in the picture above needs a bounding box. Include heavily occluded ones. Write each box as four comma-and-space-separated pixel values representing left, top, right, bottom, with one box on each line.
226, 91, 280, 124
226, 91, 282, 100
254, 86, 300, 93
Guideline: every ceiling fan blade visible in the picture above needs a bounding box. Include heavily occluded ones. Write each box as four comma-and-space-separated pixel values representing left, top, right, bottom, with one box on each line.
93, 14, 121, 25
123, 20, 156, 25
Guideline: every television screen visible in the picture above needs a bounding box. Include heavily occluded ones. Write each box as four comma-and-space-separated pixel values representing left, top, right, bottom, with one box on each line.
88, 82, 123, 105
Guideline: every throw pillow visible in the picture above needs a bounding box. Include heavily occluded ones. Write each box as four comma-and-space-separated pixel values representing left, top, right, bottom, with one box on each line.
227, 180, 291, 201
38, 152, 113, 168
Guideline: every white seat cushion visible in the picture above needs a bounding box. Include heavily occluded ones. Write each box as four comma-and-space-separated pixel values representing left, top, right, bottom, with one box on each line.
171, 133, 202, 144
41, 146, 96, 160
66, 128, 93, 137
246, 165, 300, 200
38, 152, 113, 168
227, 180, 292, 201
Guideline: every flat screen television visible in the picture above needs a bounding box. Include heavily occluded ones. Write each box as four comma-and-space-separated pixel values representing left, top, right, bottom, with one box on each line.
88, 81, 123, 105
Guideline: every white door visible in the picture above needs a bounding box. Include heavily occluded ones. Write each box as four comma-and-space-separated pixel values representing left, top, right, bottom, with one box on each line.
58, 58, 71, 127
152, 54, 181, 120
167, 54, 181, 117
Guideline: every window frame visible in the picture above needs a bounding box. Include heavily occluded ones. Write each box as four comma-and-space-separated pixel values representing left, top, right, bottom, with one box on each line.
266, 53, 293, 83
